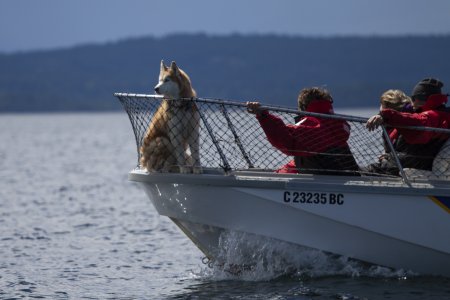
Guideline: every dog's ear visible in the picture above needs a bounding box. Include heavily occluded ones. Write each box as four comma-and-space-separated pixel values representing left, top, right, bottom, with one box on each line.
160, 60, 168, 72
170, 61, 180, 76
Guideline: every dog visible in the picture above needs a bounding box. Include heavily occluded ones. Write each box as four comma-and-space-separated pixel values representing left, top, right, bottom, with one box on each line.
140, 60, 202, 174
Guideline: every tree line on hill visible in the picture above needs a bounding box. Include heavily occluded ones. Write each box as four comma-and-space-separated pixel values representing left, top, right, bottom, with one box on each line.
0, 33, 449, 112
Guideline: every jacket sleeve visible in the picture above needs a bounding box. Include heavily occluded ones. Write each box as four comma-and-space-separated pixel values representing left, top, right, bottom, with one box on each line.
256, 111, 320, 156
381, 109, 440, 144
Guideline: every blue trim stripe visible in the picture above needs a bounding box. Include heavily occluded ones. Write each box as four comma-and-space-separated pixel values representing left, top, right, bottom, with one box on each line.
430, 196, 450, 213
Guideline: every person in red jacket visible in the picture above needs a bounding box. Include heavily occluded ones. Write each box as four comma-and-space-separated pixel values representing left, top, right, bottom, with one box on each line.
247, 87, 359, 175
366, 78, 449, 175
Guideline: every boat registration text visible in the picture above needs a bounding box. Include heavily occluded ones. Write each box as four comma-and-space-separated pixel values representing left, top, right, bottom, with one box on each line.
283, 191, 344, 205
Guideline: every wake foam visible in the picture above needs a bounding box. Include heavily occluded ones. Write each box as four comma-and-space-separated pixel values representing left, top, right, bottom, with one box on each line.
199, 230, 415, 281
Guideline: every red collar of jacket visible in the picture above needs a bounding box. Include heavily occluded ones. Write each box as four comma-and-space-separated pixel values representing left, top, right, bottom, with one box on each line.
417, 94, 448, 112
305, 100, 334, 114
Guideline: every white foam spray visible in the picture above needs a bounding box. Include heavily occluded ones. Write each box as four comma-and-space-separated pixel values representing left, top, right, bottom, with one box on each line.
198, 230, 415, 281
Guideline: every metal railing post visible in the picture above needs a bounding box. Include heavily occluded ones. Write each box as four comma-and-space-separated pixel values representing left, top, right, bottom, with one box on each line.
381, 126, 411, 186
196, 104, 232, 172
220, 104, 254, 168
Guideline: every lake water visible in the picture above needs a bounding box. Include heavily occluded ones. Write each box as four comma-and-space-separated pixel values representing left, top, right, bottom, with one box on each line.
0, 112, 449, 299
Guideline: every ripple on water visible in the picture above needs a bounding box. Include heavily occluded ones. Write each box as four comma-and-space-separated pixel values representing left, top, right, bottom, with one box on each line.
1, 113, 449, 299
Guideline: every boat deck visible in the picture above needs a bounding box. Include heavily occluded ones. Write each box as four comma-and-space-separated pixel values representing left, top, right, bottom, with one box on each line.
129, 168, 450, 197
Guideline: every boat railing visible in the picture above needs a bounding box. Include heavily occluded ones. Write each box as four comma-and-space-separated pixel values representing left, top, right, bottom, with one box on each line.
115, 93, 450, 183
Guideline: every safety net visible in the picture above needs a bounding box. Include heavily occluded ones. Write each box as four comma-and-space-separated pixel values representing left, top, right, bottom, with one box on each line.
115, 93, 450, 181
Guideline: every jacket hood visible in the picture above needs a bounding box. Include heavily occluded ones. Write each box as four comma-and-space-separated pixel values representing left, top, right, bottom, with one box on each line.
417, 94, 448, 112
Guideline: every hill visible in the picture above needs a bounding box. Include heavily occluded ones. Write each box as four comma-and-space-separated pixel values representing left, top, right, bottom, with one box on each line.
0, 34, 449, 112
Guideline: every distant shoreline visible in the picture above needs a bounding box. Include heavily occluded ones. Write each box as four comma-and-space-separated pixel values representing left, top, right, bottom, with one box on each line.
1, 34, 448, 113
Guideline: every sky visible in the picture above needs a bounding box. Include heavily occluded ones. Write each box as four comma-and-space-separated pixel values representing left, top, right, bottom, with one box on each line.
1, 0, 450, 53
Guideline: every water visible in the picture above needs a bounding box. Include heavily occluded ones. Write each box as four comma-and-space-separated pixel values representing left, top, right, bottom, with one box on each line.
0, 112, 449, 299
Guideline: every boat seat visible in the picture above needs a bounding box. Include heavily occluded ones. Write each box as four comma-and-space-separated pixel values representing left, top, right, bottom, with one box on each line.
403, 138, 450, 180
432, 137, 450, 177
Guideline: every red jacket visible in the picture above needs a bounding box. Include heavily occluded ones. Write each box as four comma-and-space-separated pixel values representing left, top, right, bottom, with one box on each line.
381, 94, 450, 144
256, 100, 351, 156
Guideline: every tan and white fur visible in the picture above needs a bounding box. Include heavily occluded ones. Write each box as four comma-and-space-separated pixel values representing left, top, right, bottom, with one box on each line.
140, 60, 202, 174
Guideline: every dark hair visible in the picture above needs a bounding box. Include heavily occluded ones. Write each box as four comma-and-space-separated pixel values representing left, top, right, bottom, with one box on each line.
298, 87, 333, 110
411, 78, 444, 101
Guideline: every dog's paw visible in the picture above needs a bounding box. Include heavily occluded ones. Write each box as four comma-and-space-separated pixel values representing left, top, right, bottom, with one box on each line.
193, 166, 203, 174
179, 166, 192, 174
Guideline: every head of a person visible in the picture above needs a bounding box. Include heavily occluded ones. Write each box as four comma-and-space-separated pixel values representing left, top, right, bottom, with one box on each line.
411, 78, 444, 110
380, 89, 412, 111
297, 87, 333, 111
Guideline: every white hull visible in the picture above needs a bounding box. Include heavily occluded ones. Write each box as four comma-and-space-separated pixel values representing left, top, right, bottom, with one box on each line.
130, 169, 450, 277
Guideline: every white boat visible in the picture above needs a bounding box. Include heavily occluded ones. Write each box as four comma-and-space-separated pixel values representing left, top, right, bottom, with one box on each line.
116, 93, 450, 277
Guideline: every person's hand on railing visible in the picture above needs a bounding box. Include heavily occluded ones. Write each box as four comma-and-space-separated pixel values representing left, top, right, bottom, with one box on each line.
366, 114, 384, 131
246, 101, 263, 115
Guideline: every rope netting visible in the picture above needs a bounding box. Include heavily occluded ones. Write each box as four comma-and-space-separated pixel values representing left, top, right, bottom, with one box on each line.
115, 93, 450, 180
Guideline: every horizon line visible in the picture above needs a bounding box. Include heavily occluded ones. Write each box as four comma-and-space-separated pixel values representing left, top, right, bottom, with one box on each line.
2, 31, 450, 55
